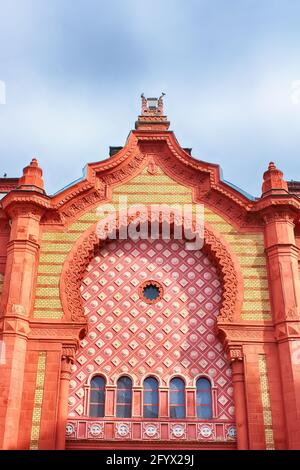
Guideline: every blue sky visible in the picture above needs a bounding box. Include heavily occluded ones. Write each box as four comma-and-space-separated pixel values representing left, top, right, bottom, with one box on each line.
0, 0, 300, 197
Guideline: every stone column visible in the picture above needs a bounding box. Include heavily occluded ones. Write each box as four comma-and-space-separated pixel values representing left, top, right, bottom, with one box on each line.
55, 347, 75, 450
229, 347, 249, 450
0, 160, 47, 448
263, 209, 300, 449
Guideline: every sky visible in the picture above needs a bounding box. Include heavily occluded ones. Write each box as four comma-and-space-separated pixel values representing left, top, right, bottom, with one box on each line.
0, 0, 300, 197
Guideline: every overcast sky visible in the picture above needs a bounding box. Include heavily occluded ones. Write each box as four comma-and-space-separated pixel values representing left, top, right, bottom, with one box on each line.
0, 0, 300, 197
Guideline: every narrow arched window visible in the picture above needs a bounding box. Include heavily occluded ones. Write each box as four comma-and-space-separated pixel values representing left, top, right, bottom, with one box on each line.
116, 376, 132, 418
89, 376, 105, 417
170, 377, 185, 419
196, 377, 212, 419
143, 377, 159, 418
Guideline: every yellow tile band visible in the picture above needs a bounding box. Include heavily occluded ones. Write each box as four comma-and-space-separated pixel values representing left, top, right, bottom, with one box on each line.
30, 352, 47, 450
259, 355, 275, 450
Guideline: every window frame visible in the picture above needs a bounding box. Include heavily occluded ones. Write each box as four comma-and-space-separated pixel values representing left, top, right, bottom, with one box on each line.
143, 376, 159, 419
116, 375, 133, 418
196, 377, 213, 419
89, 375, 106, 418
169, 377, 186, 419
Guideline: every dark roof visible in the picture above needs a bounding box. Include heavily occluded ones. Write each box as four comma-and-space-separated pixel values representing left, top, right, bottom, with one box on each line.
109, 146, 123, 157
288, 181, 300, 195
0, 177, 19, 193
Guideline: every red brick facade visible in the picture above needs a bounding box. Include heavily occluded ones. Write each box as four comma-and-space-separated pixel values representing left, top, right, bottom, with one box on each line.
0, 97, 300, 450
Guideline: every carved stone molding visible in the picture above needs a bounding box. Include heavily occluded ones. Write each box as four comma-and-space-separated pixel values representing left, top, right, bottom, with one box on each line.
61, 230, 99, 322
275, 322, 300, 342
54, 182, 95, 208
0, 317, 31, 336
60, 188, 107, 221
98, 153, 145, 186
217, 326, 275, 345
2, 194, 50, 219
255, 198, 300, 215
29, 327, 82, 340
4, 202, 47, 221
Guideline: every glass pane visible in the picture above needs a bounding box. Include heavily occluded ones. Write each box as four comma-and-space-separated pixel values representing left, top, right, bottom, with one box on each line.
170, 405, 185, 419
116, 405, 131, 418
196, 390, 211, 405
90, 390, 104, 403
196, 378, 211, 392
117, 390, 132, 402
170, 378, 184, 392
118, 376, 132, 390
89, 376, 106, 417
143, 285, 160, 301
90, 404, 104, 418
91, 376, 105, 389
116, 376, 132, 417
170, 380, 185, 405
170, 392, 185, 405
197, 405, 212, 419
170, 378, 185, 418
143, 377, 159, 418
144, 377, 158, 391
196, 378, 212, 419
144, 405, 158, 419
144, 391, 157, 405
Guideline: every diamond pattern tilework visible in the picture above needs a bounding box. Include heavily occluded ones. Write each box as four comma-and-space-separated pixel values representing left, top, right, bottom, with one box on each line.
68, 238, 234, 420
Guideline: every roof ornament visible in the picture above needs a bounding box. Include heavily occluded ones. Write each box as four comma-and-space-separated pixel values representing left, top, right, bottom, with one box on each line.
18, 157, 44, 193
136, 93, 169, 130
140, 93, 166, 115
261, 161, 288, 196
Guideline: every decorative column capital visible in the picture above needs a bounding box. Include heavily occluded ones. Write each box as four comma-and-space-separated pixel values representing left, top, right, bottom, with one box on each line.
61, 344, 77, 377
227, 346, 244, 363
3, 199, 48, 220
262, 209, 295, 226
62, 344, 77, 363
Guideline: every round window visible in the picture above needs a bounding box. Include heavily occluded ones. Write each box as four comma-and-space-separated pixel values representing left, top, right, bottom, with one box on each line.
139, 280, 164, 304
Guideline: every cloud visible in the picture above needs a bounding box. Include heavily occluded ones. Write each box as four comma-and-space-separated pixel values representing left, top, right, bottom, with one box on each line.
1, 0, 300, 196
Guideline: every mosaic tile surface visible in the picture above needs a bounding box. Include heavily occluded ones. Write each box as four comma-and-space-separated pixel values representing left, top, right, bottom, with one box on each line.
68, 237, 234, 420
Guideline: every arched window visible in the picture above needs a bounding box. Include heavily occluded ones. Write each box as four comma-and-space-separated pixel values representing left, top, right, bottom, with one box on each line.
170, 377, 185, 419
116, 376, 132, 418
143, 377, 159, 418
196, 377, 212, 419
89, 376, 106, 417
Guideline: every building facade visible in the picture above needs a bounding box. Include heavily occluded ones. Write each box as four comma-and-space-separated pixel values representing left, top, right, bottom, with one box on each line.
0, 96, 300, 450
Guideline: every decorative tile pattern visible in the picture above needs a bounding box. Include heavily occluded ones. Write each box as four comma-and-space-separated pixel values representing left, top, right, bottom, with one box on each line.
115, 422, 132, 439
143, 423, 160, 439
88, 422, 104, 439
30, 352, 47, 450
170, 423, 186, 439
259, 355, 275, 450
66, 419, 236, 442
197, 423, 215, 440
68, 238, 234, 421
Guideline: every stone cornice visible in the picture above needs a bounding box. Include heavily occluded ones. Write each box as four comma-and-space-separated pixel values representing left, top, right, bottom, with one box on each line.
217, 323, 276, 345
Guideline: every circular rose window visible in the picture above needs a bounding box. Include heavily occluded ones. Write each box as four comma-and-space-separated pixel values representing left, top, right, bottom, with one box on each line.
139, 280, 164, 304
